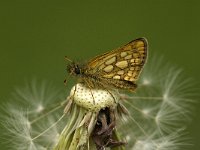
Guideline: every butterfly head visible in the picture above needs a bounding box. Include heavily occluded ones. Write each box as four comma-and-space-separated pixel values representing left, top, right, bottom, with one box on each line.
67, 62, 82, 76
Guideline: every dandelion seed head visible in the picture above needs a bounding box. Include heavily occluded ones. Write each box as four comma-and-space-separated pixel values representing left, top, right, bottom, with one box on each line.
133, 140, 155, 150
70, 83, 118, 112
126, 135, 131, 141
35, 104, 44, 113
142, 78, 151, 85
162, 93, 168, 101
142, 108, 150, 116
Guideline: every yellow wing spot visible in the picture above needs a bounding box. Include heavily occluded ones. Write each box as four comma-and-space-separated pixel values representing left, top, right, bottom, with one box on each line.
103, 65, 114, 72
120, 52, 127, 57
136, 41, 144, 47
124, 76, 130, 81
130, 67, 135, 71
103, 73, 115, 78
113, 75, 121, 79
131, 63, 135, 66
140, 54, 145, 57
133, 53, 139, 58
115, 60, 128, 69
124, 45, 132, 50
135, 66, 140, 71
139, 50, 145, 54
117, 70, 124, 75
138, 46, 145, 51
129, 77, 134, 82
132, 72, 138, 77
99, 64, 105, 70
128, 71, 133, 77
135, 58, 141, 64
130, 59, 135, 63
124, 55, 132, 60
105, 57, 116, 65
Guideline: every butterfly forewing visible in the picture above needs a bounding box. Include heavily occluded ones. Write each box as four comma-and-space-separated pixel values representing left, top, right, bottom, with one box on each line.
86, 38, 147, 83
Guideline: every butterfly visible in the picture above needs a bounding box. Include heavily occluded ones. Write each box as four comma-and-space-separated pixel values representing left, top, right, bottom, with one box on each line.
67, 38, 148, 92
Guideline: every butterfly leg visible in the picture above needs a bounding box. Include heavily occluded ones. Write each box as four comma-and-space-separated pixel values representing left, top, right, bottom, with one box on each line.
83, 79, 96, 105
106, 89, 118, 104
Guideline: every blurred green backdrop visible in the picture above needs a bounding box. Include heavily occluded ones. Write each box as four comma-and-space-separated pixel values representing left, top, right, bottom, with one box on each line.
0, 0, 199, 149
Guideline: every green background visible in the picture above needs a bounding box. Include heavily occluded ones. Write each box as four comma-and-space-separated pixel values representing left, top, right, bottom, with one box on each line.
0, 0, 199, 149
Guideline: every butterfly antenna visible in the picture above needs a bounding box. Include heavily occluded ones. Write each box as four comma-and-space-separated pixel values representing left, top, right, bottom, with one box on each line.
64, 56, 73, 62
64, 56, 73, 86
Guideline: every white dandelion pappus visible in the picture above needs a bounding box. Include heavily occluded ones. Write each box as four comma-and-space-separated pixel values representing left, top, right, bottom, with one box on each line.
0, 54, 196, 150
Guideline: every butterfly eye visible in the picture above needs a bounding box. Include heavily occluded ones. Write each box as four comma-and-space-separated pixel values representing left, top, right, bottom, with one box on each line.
75, 66, 81, 74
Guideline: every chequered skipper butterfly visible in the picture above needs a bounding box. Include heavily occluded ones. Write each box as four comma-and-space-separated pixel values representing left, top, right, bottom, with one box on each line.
67, 38, 147, 92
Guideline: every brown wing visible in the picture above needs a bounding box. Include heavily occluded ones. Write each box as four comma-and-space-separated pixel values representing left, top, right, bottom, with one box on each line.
86, 38, 148, 82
